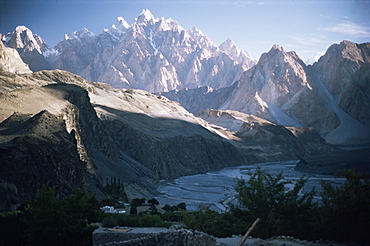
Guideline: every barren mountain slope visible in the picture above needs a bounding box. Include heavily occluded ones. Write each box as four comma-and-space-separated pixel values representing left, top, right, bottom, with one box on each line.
0, 69, 248, 208
199, 109, 335, 161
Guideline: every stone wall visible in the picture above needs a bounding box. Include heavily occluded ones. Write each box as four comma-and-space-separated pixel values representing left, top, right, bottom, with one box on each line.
93, 227, 218, 246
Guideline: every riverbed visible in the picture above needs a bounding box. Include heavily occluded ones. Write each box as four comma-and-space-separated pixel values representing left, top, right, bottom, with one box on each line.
156, 160, 346, 211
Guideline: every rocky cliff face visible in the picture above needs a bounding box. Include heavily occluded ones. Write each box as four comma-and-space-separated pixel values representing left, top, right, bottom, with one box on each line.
219, 44, 314, 124
0, 110, 89, 206
309, 41, 370, 143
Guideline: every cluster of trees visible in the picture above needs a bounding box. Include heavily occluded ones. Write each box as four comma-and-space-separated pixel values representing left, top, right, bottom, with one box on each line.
0, 187, 102, 246
101, 199, 186, 228
182, 168, 370, 244
100, 176, 129, 207
1, 169, 368, 245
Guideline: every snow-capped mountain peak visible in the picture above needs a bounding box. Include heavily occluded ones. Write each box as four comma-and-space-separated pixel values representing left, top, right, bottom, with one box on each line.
108, 17, 130, 39
136, 9, 156, 23
63, 28, 95, 45
6, 26, 41, 52
3, 25, 52, 55
114, 17, 130, 29
26, 9, 256, 92
73, 28, 94, 38
220, 38, 234, 47
189, 26, 204, 37
3, 25, 52, 71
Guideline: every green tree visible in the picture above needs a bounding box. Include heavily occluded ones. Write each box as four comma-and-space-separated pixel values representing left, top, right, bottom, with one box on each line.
182, 205, 245, 238
233, 167, 317, 239
176, 202, 186, 211
130, 198, 145, 215
148, 198, 159, 205
0, 210, 27, 245
24, 186, 100, 246
319, 170, 370, 243
104, 176, 128, 202
162, 204, 172, 212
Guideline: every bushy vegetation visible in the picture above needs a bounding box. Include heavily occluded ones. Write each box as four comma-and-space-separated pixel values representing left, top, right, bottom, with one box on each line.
102, 176, 129, 206
0, 187, 102, 246
182, 205, 246, 238
318, 170, 370, 243
182, 168, 370, 244
1, 169, 368, 245
233, 167, 318, 239
101, 212, 171, 228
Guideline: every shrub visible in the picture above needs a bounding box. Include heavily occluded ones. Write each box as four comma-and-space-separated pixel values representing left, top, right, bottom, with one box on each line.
104, 176, 128, 202
319, 170, 370, 243
233, 167, 317, 239
21, 186, 101, 246
101, 212, 170, 228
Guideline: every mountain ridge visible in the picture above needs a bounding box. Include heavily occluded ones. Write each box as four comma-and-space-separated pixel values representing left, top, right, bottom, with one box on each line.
160, 40, 370, 145
3, 10, 255, 93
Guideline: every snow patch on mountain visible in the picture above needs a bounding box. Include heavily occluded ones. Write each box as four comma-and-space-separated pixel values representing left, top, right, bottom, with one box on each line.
43, 48, 59, 58
149, 29, 159, 55
305, 52, 325, 65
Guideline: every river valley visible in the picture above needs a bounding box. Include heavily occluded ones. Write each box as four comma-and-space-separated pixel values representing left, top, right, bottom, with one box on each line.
156, 160, 346, 211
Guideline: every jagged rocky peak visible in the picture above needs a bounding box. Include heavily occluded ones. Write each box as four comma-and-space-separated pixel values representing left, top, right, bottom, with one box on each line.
85, 10, 254, 92
0, 33, 32, 74
254, 43, 309, 89
113, 17, 130, 30
7, 9, 255, 92
105, 17, 130, 40
263, 44, 303, 64
219, 38, 256, 67
219, 43, 313, 126
64, 28, 95, 43
339, 40, 366, 61
136, 9, 156, 23
2, 25, 53, 71
4, 25, 49, 54
188, 26, 215, 47
320, 40, 369, 65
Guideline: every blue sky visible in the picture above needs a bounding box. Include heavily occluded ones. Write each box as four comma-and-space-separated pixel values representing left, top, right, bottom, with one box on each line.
1, 0, 369, 62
